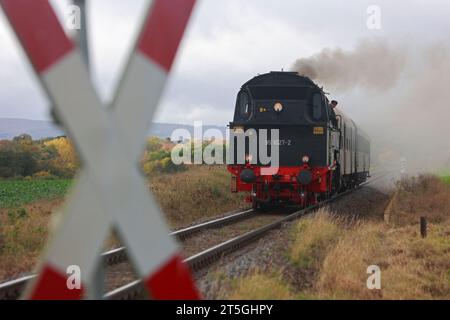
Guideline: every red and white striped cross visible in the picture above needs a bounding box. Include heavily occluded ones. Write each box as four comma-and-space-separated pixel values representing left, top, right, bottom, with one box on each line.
1, 0, 199, 299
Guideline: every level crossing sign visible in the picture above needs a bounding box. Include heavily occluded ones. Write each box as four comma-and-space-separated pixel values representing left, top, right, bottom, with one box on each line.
0, 0, 199, 300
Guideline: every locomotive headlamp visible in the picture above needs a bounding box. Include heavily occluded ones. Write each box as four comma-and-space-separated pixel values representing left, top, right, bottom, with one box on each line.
297, 170, 313, 185
274, 102, 283, 112
245, 154, 254, 163
240, 168, 256, 183
302, 155, 310, 163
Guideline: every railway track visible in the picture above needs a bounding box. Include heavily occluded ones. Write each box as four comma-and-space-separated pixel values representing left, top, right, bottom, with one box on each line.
0, 171, 391, 300
0, 208, 256, 300
106, 171, 392, 299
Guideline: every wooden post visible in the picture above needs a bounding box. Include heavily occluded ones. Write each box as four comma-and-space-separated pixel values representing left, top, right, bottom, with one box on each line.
420, 216, 427, 238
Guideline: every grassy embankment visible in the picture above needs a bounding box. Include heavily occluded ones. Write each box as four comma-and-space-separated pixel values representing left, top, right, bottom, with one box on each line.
224, 174, 450, 299
0, 165, 245, 281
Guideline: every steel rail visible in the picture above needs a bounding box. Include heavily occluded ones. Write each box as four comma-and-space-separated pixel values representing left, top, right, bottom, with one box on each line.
102, 208, 255, 265
105, 172, 392, 300
0, 208, 255, 300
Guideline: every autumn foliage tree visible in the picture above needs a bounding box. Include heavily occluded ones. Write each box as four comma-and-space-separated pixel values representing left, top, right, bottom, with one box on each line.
44, 137, 79, 177
0, 135, 79, 178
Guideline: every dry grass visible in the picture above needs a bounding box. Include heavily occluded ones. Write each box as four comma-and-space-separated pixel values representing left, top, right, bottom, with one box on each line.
313, 176, 450, 299
149, 165, 246, 228
391, 174, 450, 225
0, 199, 62, 280
225, 272, 295, 300
315, 220, 450, 299
226, 212, 450, 300
225, 175, 450, 300
224, 209, 341, 300
290, 208, 342, 269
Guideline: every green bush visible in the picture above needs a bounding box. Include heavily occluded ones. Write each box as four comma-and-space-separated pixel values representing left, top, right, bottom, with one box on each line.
32, 171, 56, 180
148, 150, 171, 161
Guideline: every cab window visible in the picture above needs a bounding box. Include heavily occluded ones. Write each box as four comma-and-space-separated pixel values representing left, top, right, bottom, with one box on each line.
312, 92, 322, 120
237, 90, 251, 120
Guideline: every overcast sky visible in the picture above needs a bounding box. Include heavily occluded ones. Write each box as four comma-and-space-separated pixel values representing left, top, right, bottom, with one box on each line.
1, 0, 450, 126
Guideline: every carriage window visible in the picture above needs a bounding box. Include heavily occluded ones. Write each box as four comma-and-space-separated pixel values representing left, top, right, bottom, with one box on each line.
312, 93, 322, 120
237, 91, 251, 120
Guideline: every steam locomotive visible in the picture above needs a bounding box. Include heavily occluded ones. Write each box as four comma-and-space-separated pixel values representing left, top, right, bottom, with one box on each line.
227, 71, 370, 210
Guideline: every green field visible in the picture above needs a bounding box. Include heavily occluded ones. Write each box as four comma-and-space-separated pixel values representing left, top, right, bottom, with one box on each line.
0, 179, 72, 209
442, 176, 450, 185
439, 170, 450, 185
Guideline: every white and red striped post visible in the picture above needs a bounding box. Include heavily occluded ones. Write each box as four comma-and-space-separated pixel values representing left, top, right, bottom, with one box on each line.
1, 0, 199, 300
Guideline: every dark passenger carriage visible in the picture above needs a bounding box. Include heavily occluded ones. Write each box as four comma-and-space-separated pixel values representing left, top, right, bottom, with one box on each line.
228, 71, 370, 210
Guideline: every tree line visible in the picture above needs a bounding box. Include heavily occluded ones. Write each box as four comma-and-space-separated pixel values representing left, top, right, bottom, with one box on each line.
0, 134, 185, 179
0, 134, 78, 179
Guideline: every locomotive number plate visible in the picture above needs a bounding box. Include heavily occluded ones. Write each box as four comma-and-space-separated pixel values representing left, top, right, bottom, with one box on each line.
265, 139, 292, 146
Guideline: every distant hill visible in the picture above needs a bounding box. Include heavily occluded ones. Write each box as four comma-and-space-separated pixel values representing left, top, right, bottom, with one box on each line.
0, 118, 227, 140
149, 122, 228, 140
0, 118, 63, 140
